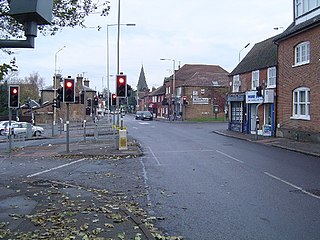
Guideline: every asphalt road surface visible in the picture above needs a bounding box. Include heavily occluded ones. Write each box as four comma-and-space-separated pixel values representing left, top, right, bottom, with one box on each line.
125, 115, 320, 240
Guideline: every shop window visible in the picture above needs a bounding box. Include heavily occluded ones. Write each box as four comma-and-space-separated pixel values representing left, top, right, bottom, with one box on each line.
231, 102, 241, 122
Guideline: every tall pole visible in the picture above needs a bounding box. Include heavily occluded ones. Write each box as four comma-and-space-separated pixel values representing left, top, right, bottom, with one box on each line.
117, 0, 121, 75
107, 25, 110, 123
53, 46, 66, 136
239, 43, 250, 62
172, 59, 176, 118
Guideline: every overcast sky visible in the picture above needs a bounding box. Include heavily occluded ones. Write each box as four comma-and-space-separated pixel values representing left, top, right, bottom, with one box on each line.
3, 0, 293, 93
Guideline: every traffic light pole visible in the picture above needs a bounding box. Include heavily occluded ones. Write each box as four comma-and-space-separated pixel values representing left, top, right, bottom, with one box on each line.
8, 108, 12, 153
66, 103, 70, 153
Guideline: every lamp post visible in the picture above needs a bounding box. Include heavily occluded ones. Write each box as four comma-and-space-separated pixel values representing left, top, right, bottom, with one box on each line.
274, 27, 284, 32
107, 23, 135, 122
239, 43, 250, 62
160, 58, 176, 119
53, 45, 66, 136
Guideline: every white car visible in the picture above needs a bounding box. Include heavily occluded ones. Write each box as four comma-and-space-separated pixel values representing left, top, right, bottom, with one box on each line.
0, 120, 17, 135
3, 122, 44, 137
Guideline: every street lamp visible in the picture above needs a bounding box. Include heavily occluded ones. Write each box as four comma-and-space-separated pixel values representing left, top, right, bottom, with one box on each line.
239, 43, 250, 62
160, 58, 176, 119
107, 23, 135, 122
274, 27, 284, 32
53, 45, 66, 136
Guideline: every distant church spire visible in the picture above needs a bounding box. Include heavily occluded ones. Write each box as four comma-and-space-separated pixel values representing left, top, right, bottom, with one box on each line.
137, 65, 149, 92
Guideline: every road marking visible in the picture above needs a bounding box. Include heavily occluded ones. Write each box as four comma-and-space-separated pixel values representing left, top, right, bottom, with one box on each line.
139, 122, 150, 125
27, 158, 87, 178
264, 172, 320, 200
148, 146, 161, 166
140, 158, 151, 204
132, 127, 138, 129
216, 150, 244, 164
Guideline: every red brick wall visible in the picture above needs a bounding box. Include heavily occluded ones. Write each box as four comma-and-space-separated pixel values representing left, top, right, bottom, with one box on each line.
277, 26, 320, 138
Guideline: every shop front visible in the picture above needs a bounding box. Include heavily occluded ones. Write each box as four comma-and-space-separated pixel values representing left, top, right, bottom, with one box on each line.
227, 93, 246, 133
245, 89, 275, 136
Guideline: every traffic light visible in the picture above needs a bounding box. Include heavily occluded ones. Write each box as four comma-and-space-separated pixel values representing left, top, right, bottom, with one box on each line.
87, 98, 92, 107
94, 96, 99, 106
256, 86, 263, 97
8, 85, 20, 108
57, 86, 63, 101
80, 92, 85, 104
116, 74, 127, 97
182, 96, 187, 105
112, 94, 116, 105
63, 78, 75, 103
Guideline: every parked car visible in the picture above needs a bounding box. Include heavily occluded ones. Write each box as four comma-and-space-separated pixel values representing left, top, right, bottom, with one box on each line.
3, 122, 44, 137
135, 111, 153, 121
0, 120, 17, 135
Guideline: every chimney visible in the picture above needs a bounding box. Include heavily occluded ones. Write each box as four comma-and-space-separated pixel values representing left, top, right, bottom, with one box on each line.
76, 74, 84, 89
84, 78, 90, 87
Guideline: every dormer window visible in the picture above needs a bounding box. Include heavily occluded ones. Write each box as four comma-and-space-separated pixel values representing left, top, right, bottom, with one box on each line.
295, 0, 320, 18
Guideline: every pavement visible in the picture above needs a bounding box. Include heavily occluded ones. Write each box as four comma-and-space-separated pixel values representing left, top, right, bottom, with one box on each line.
214, 129, 320, 158
1, 126, 319, 240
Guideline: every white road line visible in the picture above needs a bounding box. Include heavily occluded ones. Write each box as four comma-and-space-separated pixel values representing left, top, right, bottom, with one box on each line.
148, 146, 161, 166
264, 172, 320, 200
156, 149, 215, 153
140, 158, 151, 204
27, 158, 87, 178
216, 150, 244, 164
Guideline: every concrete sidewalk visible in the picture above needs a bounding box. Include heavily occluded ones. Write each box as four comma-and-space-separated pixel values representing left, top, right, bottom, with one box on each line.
214, 129, 320, 158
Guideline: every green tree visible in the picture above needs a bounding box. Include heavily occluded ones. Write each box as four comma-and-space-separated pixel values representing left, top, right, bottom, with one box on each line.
0, 80, 8, 115
0, 0, 110, 79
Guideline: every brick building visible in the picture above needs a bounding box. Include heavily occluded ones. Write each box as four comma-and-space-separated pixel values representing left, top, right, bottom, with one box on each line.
153, 64, 230, 120
228, 36, 278, 136
36, 75, 96, 125
274, 0, 320, 142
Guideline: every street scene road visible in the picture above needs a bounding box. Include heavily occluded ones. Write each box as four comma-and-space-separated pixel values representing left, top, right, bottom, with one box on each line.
0, 115, 320, 239
125, 115, 320, 240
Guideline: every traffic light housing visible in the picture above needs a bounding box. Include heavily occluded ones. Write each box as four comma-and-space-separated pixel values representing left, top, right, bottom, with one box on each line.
87, 98, 92, 107
94, 96, 99, 106
112, 94, 116, 105
116, 74, 127, 97
8, 85, 20, 108
182, 96, 187, 105
63, 78, 75, 103
256, 86, 263, 97
57, 86, 63, 101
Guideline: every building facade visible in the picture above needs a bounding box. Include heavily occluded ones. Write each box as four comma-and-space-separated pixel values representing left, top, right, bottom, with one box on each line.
274, 0, 320, 142
229, 36, 277, 136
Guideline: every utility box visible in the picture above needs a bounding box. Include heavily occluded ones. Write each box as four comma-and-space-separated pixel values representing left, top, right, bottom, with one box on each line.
118, 129, 127, 150
9, 0, 53, 25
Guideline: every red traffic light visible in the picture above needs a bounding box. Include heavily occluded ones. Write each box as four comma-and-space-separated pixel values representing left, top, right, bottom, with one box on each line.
9, 85, 20, 108
118, 77, 125, 84
112, 94, 117, 99
116, 74, 127, 97
63, 78, 75, 103
66, 81, 73, 88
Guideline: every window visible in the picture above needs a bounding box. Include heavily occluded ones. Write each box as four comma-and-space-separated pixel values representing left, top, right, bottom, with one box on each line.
231, 102, 242, 122
252, 70, 259, 90
295, 41, 310, 66
296, 0, 320, 17
232, 75, 240, 92
292, 87, 310, 120
267, 67, 276, 88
